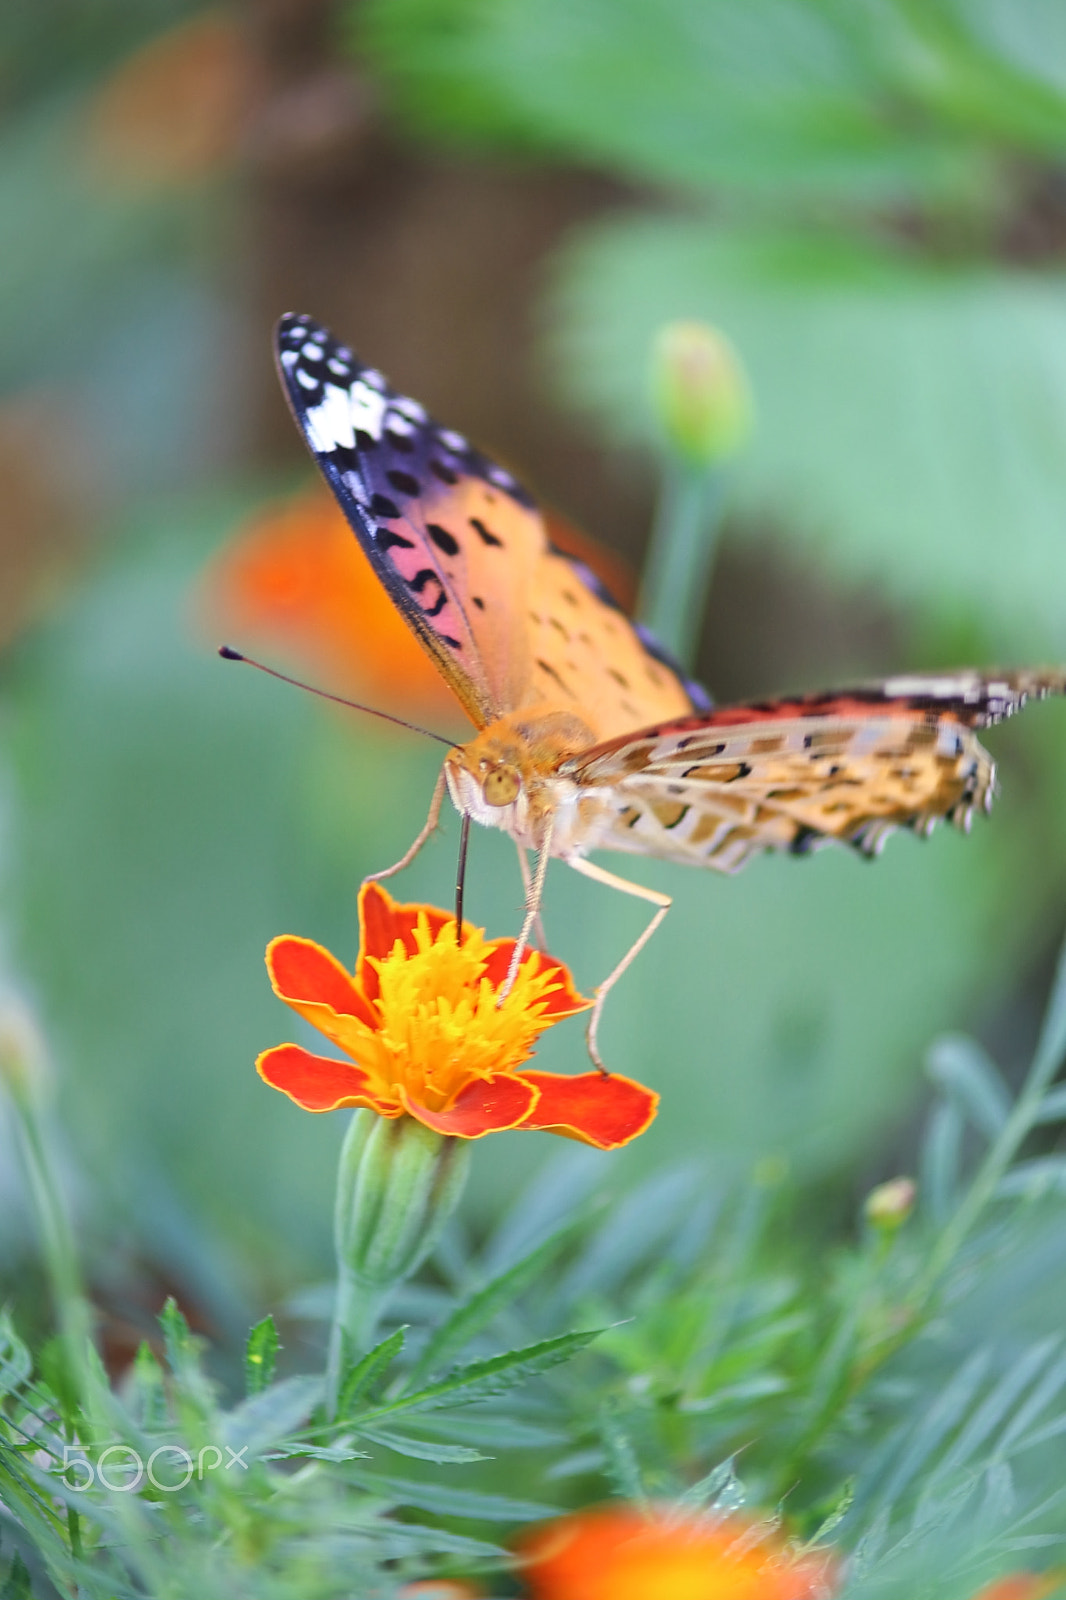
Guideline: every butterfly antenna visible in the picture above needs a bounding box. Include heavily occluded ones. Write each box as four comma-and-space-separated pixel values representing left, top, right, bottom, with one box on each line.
455, 812, 471, 933
218, 646, 456, 747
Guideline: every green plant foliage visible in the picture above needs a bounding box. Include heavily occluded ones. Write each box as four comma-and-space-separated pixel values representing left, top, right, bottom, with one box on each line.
4, 947, 1066, 1595
545, 217, 1066, 651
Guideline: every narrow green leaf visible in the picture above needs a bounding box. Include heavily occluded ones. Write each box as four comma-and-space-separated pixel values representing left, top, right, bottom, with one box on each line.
1033, 1084, 1066, 1124
922, 1100, 965, 1223
599, 1405, 644, 1502
158, 1297, 199, 1375
927, 1035, 1011, 1140
338, 1326, 407, 1419
244, 1315, 280, 1398
357, 1424, 490, 1463
997, 1157, 1066, 1199
677, 1456, 744, 1512
411, 1413, 566, 1449
879, 1349, 991, 1504
933, 1340, 1059, 1480
345, 1468, 556, 1522
0, 1317, 31, 1396
265, 1443, 369, 1462
409, 1226, 572, 1386
364, 1328, 603, 1419
0, 1552, 32, 1600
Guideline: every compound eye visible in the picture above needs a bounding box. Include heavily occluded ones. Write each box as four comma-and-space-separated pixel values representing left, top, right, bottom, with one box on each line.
483, 764, 521, 807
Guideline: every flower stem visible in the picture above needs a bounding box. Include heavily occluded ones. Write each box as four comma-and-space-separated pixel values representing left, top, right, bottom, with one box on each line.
638, 463, 725, 669
911, 933, 1066, 1308
326, 1111, 471, 1417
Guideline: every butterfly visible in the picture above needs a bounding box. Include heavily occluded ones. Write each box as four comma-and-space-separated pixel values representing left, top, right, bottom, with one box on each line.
274, 312, 1066, 1069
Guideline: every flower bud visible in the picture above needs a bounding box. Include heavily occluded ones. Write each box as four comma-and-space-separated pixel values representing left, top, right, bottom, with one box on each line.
0, 993, 49, 1109
651, 320, 753, 467
335, 1110, 470, 1290
864, 1176, 916, 1234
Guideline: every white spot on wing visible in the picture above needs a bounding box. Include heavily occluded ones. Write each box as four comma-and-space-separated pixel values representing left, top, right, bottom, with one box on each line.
882, 674, 985, 701
305, 384, 356, 451
361, 368, 386, 392
439, 428, 468, 452
386, 412, 415, 437
349, 379, 387, 439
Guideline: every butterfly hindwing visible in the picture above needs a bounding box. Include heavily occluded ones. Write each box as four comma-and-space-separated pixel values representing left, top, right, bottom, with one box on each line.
565, 670, 1066, 873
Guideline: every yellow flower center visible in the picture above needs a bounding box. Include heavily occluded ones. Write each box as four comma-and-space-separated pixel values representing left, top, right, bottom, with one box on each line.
358, 914, 568, 1110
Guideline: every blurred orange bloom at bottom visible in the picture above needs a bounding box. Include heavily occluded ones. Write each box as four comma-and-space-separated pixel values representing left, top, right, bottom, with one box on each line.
515, 1507, 833, 1600
972, 1578, 1064, 1600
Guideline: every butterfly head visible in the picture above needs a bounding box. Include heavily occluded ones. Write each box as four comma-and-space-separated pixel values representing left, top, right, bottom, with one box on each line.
445, 709, 596, 846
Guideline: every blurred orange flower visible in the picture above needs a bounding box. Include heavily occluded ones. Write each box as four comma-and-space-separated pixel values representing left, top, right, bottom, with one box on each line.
201, 486, 459, 722
971, 1577, 1064, 1600
86, 12, 255, 187
258, 881, 658, 1148
515, 1506, 833, 1600
200, 484, 639, 726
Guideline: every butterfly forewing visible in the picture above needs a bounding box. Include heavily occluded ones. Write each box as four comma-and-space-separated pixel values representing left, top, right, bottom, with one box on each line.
276, 313, 545, 727
565, 671, 1066, 872
276, 313, 704, 738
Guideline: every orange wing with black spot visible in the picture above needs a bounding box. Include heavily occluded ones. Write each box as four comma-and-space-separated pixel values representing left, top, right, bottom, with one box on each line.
275, 314, 705, 740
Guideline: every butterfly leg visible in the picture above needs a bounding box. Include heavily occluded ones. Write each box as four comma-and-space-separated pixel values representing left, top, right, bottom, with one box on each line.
365, 767, 447, 884
514, 844, 548, 951
564, 857, 671, 1076
498, 815, 556, 1003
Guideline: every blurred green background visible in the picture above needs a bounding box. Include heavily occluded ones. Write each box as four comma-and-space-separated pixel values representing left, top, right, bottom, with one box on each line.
2, 0, 1066, 1353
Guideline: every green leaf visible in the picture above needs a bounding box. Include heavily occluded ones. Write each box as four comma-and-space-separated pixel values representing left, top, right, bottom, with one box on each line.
1034, 1084, 1066, 1124
222, 1375, 323, 1459
265, 1442, 369, 1462
0, 1316, 32, 1395
922, 1101, 966, 1224
677, 1455, 745, 1512
0, 1552, 33, 1600
344, 1468, 557, 1522
357, 1425, 490, 1464
997, 1157, 1066, 1200
158, 1297, 197, 1374
598, 1405, 645, 1502
409, 1227, 572, 1385
244, 1315, 280, 1398
338, 1326, 407, 1419
926, 1034, 1011, 1140
364, 1328, 604, 1419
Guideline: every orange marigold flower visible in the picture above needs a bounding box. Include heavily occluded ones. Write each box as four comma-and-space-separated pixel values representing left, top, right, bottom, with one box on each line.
515, 1506, 834, 1600
257, 882, 658, 1149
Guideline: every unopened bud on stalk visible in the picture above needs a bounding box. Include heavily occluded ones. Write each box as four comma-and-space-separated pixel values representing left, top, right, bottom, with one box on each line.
335, 1110, 470, 1289
651, 320, 752, 467
0, 994, 49, 1109
864, 1176, 916, 1234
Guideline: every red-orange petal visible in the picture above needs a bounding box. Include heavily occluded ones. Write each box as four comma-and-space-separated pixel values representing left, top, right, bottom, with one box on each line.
257, 1044, 399, 1115
357, 880, 456, 999
267, 935, 376, 1029
480, 944, 592, 1019
518, 1071, 659, 1150
400, 1073, 539, 1139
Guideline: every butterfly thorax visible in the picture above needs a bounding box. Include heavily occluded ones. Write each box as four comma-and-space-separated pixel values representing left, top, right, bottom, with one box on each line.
445, 707, 615, 855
